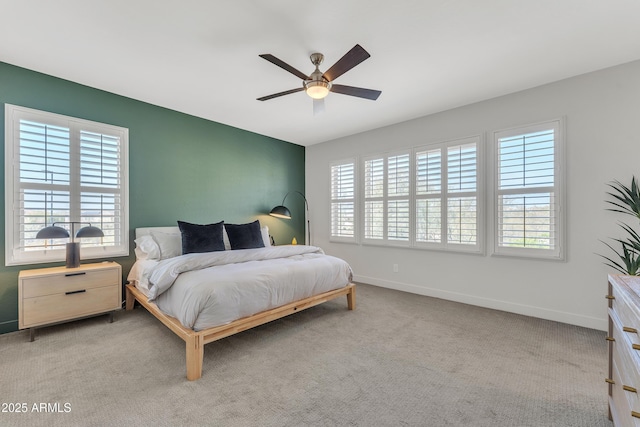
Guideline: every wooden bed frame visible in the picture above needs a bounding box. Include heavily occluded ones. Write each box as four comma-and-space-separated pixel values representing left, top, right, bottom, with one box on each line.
125, 282, 355, 380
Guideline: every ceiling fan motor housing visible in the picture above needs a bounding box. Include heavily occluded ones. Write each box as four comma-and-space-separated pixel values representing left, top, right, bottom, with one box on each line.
305, 53, 331, 98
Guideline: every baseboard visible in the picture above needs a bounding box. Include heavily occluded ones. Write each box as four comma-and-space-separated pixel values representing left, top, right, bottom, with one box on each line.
354, 275, 607, 331
0, 319, 18, 335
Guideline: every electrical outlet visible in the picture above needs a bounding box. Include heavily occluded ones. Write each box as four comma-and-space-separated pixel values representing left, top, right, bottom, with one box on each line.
393, 263, 399, 273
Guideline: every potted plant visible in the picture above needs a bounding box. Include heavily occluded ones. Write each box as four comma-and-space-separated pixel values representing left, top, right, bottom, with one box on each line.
601, 177, 640, 275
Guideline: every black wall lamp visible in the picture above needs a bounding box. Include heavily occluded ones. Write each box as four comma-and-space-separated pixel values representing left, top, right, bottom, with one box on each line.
269, 191, 310, 245
36, 222, 104, 268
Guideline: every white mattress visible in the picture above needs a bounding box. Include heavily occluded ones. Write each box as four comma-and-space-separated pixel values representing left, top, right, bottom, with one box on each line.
128, 245, 353, 331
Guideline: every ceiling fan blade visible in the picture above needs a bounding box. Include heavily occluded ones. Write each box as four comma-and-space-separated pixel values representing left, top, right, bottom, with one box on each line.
257, 87, 304, 101
330, 84, 381, 100
313, 98, 325, 115
322, 44, 371, 82
259, 54, 310, 80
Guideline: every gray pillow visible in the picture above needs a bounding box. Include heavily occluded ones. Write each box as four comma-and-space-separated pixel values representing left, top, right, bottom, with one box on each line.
225, 220, 265, 250
177, 220, 225, 254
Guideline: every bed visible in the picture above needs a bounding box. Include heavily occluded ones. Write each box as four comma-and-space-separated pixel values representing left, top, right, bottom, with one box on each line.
125, 223, 355, 380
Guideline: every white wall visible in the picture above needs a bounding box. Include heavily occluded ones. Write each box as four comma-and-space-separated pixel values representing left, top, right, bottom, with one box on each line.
306, 59, 640, 331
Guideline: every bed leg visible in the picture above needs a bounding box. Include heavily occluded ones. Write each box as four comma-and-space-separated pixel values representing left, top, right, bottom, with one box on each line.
186, 334, 204, 381
125, 285, 135, 311
346, 286, 356, 310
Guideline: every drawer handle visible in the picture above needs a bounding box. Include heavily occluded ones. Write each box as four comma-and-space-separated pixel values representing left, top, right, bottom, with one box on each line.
606, 378, 616, 385
606, 295, 615, 300
65, 272, 87, 277
65, 289, 86, 295
606, 336, 615, 342
624, 326, 638, 334
633, 344, 640, 351
624, 385, 638, 393
633, 411, 640, 419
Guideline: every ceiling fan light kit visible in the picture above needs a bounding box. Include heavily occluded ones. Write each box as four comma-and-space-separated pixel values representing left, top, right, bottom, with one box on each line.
257, 44, 381, 108
305, 80, 331, 99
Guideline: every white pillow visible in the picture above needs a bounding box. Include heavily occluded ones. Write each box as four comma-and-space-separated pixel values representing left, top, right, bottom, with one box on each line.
149, 230, 182, 259
134, 235, 161, 260
222, 225, 271, 249
261, 225, 271, 247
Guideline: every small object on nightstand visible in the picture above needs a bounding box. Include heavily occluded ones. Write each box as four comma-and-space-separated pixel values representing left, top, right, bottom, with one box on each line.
18, 262, 122, 341
292, 237, 297, 245
35, 222, 104, 268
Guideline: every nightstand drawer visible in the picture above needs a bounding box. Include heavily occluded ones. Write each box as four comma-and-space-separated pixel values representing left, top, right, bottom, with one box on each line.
22, 285, 119, 327
22, 268, 119, 299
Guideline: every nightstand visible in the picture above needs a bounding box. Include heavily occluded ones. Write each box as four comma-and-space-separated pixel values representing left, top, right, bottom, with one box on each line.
18, 262, 122, 341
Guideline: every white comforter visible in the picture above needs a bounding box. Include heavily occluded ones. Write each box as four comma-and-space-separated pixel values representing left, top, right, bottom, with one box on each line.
139, 246, 353, 331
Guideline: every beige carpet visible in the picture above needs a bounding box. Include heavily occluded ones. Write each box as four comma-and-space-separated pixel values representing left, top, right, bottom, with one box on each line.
0, 283, 611, 427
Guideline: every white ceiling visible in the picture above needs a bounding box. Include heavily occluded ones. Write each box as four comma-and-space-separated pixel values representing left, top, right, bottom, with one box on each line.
1, 0, 640, 146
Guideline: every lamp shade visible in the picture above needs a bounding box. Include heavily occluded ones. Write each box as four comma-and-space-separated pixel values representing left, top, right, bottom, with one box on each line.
76, 225, 104, 238
35, 225, 70, 239
269, 205, 292, 219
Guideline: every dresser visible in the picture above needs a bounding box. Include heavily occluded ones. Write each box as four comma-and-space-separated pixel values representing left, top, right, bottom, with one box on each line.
608, 274, 640, 426
18, 262, 122, 341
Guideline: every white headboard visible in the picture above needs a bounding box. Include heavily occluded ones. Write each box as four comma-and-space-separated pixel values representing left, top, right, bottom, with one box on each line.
135, 226, 179, 239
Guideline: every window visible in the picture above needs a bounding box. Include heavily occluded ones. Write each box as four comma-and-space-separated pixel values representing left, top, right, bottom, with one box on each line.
330, 160, 356, 242
415, 137, 481, 252
493, 120, 563, 259
328, 120, 564, 260
362, 152, 411, 246
5, 104, 129, 265
354, 137, 481, 252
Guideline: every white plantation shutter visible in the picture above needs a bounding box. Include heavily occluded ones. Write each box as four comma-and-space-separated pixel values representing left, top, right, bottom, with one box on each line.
494, 120, 563, 259
364, 157, 385, 240
5, 104, 129, 265
447, 197, 477, 244
17, 120, 71, 253
446, 143, 477, 245
415, 148, 442, 243
387, 154, 410, 241
330, 160, 356, 241
80, 131, 122, 248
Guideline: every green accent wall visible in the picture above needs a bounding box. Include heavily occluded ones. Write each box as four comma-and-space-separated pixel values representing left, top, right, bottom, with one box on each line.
0, 62, 306, 334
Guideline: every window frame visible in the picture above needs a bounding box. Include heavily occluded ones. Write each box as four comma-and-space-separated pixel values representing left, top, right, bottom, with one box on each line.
4, 104, 129, 266
414, 136, 483, 254
361, 150, 412, 248
490, 118, 565, 260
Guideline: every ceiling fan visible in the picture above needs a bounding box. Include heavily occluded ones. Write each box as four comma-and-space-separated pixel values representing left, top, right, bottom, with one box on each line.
257, 44, 381, 112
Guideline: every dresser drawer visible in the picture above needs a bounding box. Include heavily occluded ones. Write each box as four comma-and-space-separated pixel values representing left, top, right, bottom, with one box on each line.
611, 359, 638, 427
612, 315, 640, 414
612, 285, 640, 348
22, 284, 119, 328
21, 268, 119, 299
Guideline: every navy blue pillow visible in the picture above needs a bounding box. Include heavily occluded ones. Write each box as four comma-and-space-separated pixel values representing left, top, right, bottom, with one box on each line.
225, 220, 265, 250
177, 220, 225, 254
